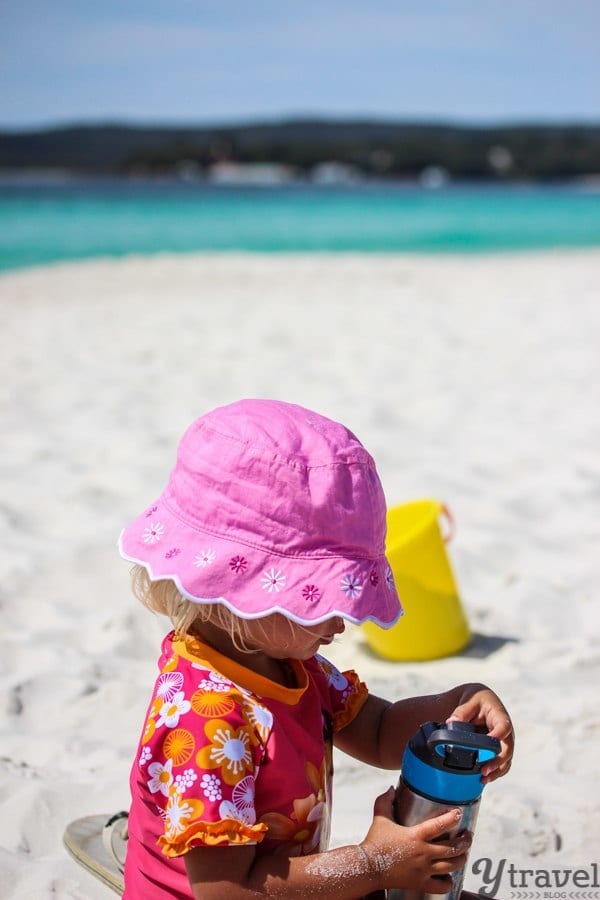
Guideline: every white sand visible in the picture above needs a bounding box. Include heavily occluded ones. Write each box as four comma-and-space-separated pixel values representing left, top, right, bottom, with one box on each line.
1, 251, 599, 898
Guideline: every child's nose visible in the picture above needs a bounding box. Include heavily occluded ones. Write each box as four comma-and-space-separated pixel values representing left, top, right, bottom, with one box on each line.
331, 617, 345, 635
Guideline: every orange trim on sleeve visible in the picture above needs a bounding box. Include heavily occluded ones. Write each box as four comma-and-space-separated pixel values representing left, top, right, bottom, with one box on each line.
158, 818, 269, 857
333, 671, 369, 733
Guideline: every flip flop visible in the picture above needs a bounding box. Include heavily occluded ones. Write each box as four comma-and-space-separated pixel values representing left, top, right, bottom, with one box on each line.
63, 812, 128, 895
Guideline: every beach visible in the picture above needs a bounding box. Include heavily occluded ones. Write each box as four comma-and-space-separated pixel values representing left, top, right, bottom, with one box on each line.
1, 250, 599, 898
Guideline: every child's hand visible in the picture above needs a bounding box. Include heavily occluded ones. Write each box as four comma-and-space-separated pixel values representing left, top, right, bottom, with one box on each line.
360, 787, 472, 893
447, 684, 514, 784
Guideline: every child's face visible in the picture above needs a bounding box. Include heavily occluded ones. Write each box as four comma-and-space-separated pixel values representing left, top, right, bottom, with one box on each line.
249, 614, 346, 660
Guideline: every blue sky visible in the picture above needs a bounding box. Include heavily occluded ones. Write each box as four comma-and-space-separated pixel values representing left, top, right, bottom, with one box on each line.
1, 0, 599, 129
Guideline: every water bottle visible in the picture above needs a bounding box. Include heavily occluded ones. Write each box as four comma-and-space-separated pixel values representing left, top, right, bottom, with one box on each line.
388, 720, 500, 900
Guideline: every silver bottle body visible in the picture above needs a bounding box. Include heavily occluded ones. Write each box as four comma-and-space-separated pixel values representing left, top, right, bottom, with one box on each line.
387, 777, 480, 900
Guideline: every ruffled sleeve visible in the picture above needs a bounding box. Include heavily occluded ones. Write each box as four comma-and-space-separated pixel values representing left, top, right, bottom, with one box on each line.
137, 657, 273, 857
314, 655, 369, 733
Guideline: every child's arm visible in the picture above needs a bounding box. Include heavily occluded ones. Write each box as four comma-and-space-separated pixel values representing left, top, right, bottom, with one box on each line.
335, 683, 514, 784
184, 787, 471, 898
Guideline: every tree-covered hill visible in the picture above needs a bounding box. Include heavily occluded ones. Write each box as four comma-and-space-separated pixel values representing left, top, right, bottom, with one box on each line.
1, 119, 599, 180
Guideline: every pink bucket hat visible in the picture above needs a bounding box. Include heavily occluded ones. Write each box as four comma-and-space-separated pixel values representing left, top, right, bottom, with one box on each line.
118, 400, 403, 628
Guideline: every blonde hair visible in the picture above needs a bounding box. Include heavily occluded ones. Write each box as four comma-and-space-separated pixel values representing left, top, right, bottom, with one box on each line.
130, 565, 301, 654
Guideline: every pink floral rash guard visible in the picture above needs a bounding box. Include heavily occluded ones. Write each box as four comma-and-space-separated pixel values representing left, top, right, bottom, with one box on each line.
124, 632, 368, 898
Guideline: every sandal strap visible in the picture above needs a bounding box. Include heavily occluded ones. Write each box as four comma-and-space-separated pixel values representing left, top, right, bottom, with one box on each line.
102, 811, 129, 873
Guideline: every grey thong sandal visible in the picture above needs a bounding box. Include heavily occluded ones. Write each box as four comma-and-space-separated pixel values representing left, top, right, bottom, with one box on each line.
63, 811, 128, 895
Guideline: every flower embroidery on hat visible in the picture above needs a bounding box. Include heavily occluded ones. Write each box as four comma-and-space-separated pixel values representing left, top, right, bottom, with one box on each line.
143, 522, 164, 544
165, 548, 181, 559
261, 568, 286, 593
229, 555, 248, 574
340, 574, 362, 599
384, 566, 395, 590
119, 401, 403, 628
194, 549, 216, 567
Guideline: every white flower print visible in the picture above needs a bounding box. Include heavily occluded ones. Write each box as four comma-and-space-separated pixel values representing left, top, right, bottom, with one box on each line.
155, 691, 191, 729
261, 568, 286, 593
195, 670, 233, 692
219, 798, 256, 826
219, 775, 257, 826
201, 773, 223, 802
194, 549, 217, 568
156, 671, 184, 702
143, 522, 164, 544
175, 768, 198, 793
147, 758, 174, 797
164, 792, 196, 839
219, 776, 257, 826
232, 775, 256, 815
243, 699, 273, 742
197, 678, 231, 693
208, 726, 252, 777
340, 573, 362, 599
139, 746, 152, 767
315, 654, 349, 691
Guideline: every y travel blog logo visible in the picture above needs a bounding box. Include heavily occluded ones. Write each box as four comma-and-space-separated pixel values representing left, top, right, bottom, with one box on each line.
472, 859, 600, 899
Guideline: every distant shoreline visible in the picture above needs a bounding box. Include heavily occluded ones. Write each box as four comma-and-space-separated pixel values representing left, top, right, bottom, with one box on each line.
1, 119, 599, 182
1, 169, 600, 190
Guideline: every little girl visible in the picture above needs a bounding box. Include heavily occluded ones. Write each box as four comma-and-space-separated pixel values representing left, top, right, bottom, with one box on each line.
119, 399, 513, 899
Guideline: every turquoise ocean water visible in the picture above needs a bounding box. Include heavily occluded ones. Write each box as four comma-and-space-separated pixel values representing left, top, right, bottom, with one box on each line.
1, 179, 599, 270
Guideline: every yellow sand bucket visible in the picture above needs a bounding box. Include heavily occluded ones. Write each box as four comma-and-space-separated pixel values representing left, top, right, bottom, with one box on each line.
362, 499, 471, 661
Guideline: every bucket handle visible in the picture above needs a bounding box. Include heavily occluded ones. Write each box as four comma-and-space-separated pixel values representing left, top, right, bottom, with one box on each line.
439, 504, 455, 544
